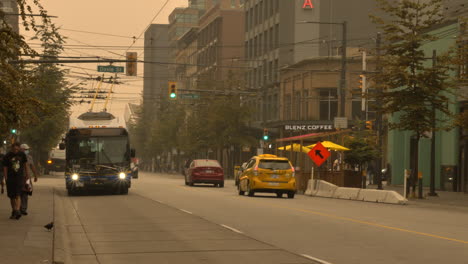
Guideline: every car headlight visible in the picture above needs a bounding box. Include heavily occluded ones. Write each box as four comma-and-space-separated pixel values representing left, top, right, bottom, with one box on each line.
71, 174, 79, 181
119, 172, 126, 179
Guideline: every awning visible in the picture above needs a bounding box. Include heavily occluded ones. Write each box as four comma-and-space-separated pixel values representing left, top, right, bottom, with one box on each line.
275, 129, 353, 143
277, 144, 311, 154
307, 141, 350, 151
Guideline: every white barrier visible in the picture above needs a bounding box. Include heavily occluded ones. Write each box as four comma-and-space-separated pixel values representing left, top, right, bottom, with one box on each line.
305, 180, 407, 205
333, 187, 361, 200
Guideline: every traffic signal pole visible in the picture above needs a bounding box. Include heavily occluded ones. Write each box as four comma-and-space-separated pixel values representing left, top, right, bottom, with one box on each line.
376, 32, 383, 190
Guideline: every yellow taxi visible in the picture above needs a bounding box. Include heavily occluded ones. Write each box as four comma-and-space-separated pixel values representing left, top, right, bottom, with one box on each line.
238, 154, 296, 198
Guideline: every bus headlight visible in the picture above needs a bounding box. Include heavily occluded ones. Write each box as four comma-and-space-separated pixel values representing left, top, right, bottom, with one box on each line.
119, 172, 126, 179
71, 174, 79, 181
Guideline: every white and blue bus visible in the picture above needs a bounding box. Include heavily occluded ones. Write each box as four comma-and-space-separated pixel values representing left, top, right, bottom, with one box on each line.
61, 111, 135, 195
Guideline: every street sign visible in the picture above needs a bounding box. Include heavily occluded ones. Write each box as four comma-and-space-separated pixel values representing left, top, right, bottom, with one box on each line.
308, 142, 331, 167
98, 65, 124, 73
179, 94, 200, 99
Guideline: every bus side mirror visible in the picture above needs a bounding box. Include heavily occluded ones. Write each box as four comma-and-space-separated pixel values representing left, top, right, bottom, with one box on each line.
130, 148, 136, 158
59, 143, 66, 150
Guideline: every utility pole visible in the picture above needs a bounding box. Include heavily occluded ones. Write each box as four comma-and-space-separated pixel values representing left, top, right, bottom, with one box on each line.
376, 32, 383, 190
428, 49, 438, 197
340, 21, 347, 117
361, 51, 367, 126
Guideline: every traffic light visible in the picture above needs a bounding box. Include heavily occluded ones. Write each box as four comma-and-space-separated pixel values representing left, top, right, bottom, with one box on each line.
168, 81, 177, 99
263, 128, 269, 141
365, 121, 373, 130
359, 74, 366, 89
10, 129, 17, 134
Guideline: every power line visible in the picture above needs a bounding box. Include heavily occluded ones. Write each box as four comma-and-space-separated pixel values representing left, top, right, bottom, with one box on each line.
60, 28, 135, 39
125, 0, 171, 53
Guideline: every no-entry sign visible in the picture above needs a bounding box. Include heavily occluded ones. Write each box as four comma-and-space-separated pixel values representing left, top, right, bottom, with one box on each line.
308, 142, 331, 167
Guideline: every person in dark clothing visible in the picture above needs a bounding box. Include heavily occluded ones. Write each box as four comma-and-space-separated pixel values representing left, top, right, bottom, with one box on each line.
2, 143, 29, 220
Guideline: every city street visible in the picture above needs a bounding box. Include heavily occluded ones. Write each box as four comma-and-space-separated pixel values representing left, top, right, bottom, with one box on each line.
4, 172, 468, 264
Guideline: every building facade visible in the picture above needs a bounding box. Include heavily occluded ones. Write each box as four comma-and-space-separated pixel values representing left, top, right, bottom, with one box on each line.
243, 0, 379, 128
0, 0, 19, 33
143, 24, 172, 108
278, 57, 376, 136
196, 0, 245, 89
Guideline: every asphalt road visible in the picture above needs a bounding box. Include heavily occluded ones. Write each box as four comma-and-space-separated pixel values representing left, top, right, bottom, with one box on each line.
131, 172, 468, 264
47, 172, 468, 264
51, 174, 318, 264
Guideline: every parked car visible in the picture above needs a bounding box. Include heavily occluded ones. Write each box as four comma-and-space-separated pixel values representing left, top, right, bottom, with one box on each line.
185, 159, 224, 187
238, 154, 296, 198
235, 162, 248, 186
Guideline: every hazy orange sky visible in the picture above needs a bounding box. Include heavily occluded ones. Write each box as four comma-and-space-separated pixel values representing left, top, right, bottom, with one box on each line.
24, 0, 188, 116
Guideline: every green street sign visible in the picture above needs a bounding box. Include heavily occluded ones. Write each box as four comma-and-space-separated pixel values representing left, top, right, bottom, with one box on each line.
97, 65, 124, 73
179, 94, 200, 99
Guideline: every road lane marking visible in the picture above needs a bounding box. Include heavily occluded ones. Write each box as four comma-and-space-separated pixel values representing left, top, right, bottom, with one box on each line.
301, 254, 333, 264
180, 209, 193, 214
221, 224, 243, 234
272, 204, 468, 245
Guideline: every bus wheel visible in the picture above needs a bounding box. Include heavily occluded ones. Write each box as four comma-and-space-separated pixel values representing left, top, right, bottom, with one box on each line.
121, 187, 129, 195
67, 189, 76, 196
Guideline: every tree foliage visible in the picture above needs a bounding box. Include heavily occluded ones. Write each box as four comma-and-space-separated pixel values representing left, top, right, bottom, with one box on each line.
20, 24, 73, 161
0, 0, 60, 138
370, 0, 455, 137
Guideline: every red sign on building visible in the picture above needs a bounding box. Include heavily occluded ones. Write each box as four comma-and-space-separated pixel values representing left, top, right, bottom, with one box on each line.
308, 142, 330, 167
303, 0, 314, 8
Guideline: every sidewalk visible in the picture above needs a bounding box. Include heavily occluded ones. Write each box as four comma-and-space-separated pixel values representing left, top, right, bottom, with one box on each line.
369, 183, 468, 209
0, 181, 54, 264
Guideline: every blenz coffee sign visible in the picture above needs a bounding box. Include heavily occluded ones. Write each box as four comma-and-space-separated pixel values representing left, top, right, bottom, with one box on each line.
285, 125, 334, 131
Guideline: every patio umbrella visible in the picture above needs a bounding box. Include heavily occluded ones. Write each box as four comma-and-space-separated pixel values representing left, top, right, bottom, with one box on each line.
277, 143, 312, 154
307, 141, 350, 151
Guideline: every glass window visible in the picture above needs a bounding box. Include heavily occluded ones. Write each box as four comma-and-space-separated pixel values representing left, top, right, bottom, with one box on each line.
258, 160, 291, 170
195, 160, 221, 167
319, 89, 338, 121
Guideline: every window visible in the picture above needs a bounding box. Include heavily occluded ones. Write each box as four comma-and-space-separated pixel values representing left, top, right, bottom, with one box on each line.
269, 27, 273, 52
258, 160, 291, 170
269, 61, 273, 81
303, 90, 309, 120
273, 59, 278, 81
294, 91, 301, 120
319, 89, 338, 121
275, 24, 279, 48
284, 94, 292, 120
231, 0, 236, 8
259, 0, 263, 22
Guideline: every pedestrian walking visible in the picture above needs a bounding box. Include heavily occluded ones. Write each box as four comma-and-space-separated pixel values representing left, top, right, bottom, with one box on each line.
2, 142, 29, 220
20, 144, 39, 215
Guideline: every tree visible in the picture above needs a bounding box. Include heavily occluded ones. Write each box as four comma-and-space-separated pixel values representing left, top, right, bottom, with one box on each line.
370, 0, 455, 197
0, 0, 60, 145
20, 24, 73, 164
344, 128, 380, 188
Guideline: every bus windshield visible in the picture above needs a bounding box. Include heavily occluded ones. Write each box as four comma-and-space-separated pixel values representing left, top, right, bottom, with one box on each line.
67, 136, 129, 166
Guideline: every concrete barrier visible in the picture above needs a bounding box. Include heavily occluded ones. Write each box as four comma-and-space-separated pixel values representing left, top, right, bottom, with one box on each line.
314, 180, 338, 198
356, 189, 408, 205
305, 179, 407, 205
357, 189, 388, 203
333, 187, 361, 200
383, 190, 408, 205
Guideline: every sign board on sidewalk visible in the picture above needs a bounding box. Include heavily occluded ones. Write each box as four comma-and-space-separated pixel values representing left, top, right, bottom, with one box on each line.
98, 65, 124, 73
308, 142, 331, 167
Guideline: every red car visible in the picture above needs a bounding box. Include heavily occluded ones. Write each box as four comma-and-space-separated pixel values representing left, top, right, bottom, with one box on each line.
185, 159, 224, 187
